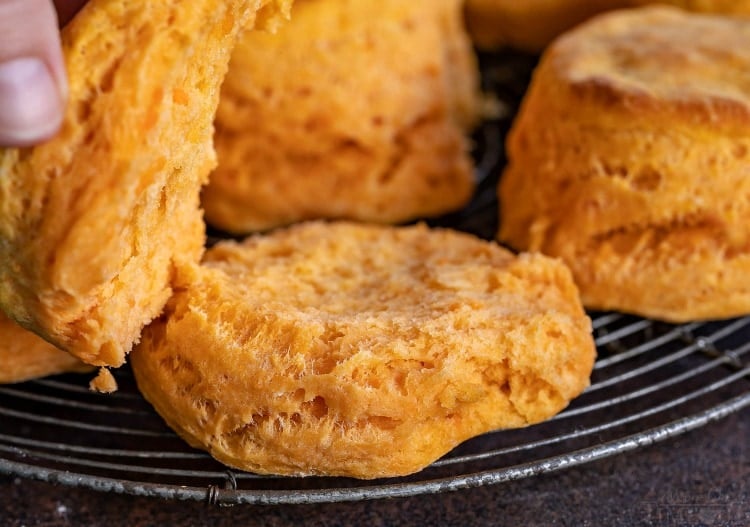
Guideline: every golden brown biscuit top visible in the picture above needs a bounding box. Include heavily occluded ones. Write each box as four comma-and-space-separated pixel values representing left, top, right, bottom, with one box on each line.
550, 7, 750, 124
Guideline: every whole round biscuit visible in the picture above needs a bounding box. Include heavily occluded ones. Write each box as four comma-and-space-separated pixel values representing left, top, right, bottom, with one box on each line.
0, 312, 92, 384
629, 0, 750, 13
131, 222, 595, 478
204, 0, 480, 234
0, 0, 292, 367
498, 7, 750, 321
465, 0, 627, 52
465, 0, 750, 52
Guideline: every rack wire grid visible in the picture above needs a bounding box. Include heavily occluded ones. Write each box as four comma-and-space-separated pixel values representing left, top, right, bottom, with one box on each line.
1, 51, 749, 506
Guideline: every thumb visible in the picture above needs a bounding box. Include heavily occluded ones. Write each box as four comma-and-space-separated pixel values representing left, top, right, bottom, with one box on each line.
0, 0, 67, 147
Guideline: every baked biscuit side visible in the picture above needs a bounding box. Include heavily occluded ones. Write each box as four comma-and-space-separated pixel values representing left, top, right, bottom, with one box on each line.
498, 8, 750, 321
0, 312, 92, 384
435, 0, 483, 131
204, 0, 479, 233
132, 222, 595, 478
0, 0, 285, 366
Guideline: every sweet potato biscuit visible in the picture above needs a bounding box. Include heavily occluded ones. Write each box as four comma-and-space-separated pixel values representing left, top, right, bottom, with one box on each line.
498, 7, 750, 321
465, 0, 627, 53
0, 312, 91, 384
203, 0, 480, 234
0, 0, 292, 367
629, 1, 750, 14
464, 0, 750, 52
131, 222, 595, 478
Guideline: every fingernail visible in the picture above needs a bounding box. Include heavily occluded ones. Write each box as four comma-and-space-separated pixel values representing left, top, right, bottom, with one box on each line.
0, 57, 64, 146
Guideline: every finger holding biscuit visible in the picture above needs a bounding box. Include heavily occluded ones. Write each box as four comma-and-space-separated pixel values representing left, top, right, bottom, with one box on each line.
0, 0, 86, 147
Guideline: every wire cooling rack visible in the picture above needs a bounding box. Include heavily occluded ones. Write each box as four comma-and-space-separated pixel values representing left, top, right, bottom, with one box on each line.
1, 52, 750, 505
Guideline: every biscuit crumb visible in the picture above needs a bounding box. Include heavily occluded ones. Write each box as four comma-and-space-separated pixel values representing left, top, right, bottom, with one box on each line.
90, 368, 118, 393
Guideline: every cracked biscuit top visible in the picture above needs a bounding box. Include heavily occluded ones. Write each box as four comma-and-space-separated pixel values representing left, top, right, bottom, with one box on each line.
553, 6, 750, 125
131, 221, 595, 478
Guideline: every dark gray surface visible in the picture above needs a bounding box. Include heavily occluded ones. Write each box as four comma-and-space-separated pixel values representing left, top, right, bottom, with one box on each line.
2, 408, 747, 527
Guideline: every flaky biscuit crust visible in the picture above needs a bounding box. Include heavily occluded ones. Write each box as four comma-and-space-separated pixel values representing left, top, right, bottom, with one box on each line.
498, 7, 750, 321
204, 0, 480, 234
131, 222, 594, 478
0, 313, 91, 384
0, 0, 292, 366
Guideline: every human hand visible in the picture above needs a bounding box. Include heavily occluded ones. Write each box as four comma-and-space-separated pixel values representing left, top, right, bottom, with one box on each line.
0, 0, 87, 147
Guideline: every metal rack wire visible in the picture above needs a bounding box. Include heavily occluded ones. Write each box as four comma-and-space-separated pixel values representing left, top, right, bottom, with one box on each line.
1, 52, 749, 505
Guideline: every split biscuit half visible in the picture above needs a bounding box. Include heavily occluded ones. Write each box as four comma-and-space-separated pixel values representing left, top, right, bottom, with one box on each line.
0, 0, 292, 367
131, 222, 595, 478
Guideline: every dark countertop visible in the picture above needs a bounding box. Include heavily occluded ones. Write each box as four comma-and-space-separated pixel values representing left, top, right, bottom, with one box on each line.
2, 408, 747, 527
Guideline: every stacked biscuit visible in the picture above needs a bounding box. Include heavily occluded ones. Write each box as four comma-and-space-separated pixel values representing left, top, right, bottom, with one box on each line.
0, 0, 596, 479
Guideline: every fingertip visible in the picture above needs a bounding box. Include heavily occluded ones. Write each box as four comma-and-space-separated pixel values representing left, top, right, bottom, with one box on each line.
0, 57, 64, 147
